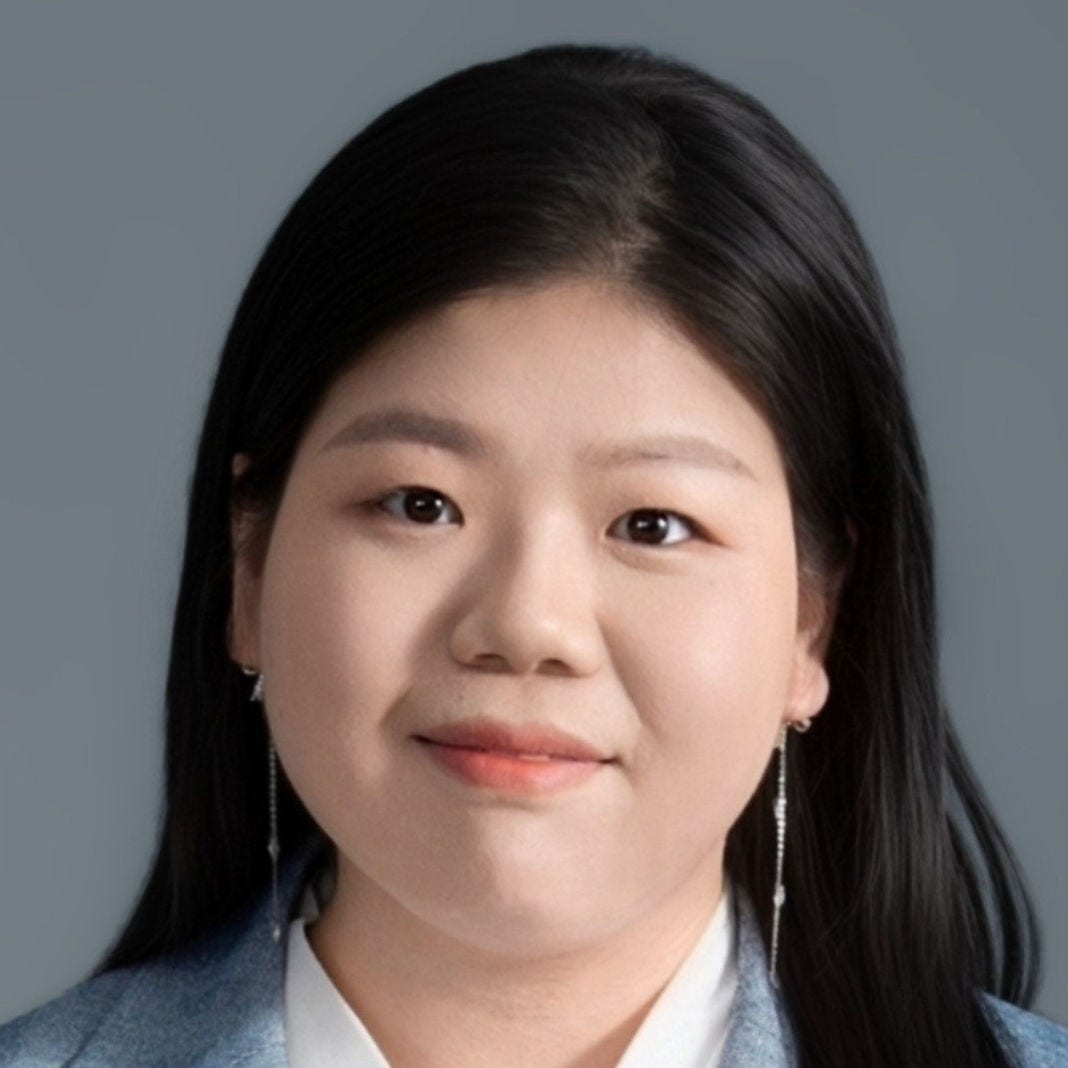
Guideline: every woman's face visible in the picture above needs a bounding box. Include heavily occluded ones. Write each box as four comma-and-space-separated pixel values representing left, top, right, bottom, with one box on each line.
230, 278, 832, 955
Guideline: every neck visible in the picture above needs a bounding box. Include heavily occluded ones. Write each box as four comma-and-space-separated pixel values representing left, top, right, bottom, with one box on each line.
303, 849, 727, 1068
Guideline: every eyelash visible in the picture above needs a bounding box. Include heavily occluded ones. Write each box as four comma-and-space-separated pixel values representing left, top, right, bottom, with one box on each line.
366, 485, 707, 549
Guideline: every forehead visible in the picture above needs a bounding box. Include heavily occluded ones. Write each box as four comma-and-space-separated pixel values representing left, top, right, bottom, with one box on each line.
351, 281, 718, 393
304, 280, 785, 486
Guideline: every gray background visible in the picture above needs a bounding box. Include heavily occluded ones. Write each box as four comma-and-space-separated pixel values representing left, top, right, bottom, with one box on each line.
1, 0, 1065, 1028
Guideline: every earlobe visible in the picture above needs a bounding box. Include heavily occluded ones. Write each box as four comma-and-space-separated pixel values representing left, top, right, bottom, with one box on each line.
232, 451, 252, 480
229, 452, 261, 667
786, 645, 831, 726
229, 552, 261, 669
788, 582, 837, 723
802, 662, 831, 721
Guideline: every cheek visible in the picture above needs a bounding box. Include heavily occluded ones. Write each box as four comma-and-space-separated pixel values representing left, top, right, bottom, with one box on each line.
255, 515, 423, 796
625, 551, 796, 711
619, 555, 796, 821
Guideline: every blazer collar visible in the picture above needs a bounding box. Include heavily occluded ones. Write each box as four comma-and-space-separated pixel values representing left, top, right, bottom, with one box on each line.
78, 837, 797, 1066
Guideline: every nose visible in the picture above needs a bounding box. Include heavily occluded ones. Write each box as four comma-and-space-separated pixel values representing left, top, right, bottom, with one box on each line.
447, 511, 603, 677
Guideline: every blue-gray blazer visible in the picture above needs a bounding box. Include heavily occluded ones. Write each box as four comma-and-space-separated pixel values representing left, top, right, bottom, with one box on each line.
2, 838, 1066, 1067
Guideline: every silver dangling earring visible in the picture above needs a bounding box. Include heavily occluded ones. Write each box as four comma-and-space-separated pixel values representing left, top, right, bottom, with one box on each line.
241, 664, 263, 703
768, 716, 811, 990
241, 665, 281, 942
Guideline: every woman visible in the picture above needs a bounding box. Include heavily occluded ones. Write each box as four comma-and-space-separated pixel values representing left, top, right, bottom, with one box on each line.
1, 42, 1065, 1068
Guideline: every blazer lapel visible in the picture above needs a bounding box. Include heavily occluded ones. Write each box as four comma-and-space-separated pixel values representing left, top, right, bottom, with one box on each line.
73, 836, 325, 1067
718, 884, 798, 1067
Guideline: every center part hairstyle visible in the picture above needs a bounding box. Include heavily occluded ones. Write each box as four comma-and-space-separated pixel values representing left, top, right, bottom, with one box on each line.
89, 43, 1040, 1068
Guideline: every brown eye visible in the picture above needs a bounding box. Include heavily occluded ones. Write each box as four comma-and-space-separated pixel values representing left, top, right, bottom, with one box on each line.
612, 508, 698, 547
370, 491, 700, 548
374, 487, 460, 525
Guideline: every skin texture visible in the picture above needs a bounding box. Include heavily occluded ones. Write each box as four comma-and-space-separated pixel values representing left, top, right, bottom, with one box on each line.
229, 278, 836, 1068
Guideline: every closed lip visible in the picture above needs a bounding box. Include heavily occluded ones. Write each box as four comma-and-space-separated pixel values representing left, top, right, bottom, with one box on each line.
414, 717, 613, 763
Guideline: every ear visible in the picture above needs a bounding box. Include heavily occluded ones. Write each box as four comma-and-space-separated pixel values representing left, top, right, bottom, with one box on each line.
784, 548, 850, 726
228, 452, 263, 669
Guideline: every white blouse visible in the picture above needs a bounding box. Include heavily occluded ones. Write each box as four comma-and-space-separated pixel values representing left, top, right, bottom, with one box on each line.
285, 864, 737, 1068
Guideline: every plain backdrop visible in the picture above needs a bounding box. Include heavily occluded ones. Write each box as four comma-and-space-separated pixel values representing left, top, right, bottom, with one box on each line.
1, 0, 1065, 1028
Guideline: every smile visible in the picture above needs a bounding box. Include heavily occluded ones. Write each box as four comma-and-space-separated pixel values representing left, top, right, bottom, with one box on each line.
416, 739, 607, 794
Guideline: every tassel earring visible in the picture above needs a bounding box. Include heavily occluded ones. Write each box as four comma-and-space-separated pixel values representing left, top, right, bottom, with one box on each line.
768, 716, 811, 990
241, 665, 281, 942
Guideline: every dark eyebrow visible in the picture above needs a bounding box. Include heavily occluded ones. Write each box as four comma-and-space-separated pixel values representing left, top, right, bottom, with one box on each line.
319, 406, 758, 481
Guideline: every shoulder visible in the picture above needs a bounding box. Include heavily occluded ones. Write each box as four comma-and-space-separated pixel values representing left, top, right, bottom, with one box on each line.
0, 932, 277, 1068
980, 991, 1068, 1066
0, 967, 137, 1066
0, 839, 324, 1066
0, 905, 265, 1066
0, 898, 293, 1066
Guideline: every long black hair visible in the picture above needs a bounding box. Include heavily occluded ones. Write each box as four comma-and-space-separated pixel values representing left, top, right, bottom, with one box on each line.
87, 42, 1042, 1067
